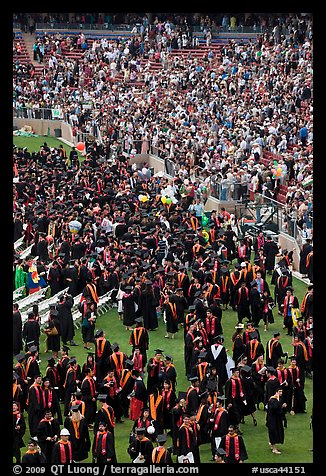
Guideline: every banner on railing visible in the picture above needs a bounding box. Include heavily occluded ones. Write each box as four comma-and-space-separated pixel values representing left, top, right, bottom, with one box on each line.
51, 108, 63, 119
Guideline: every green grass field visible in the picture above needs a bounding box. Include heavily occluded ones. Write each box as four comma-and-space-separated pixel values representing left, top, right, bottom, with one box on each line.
13, 136, 313, 463
17, 276, 313, 464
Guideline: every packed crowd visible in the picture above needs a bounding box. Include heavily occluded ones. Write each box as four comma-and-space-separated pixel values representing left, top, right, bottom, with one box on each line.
13, 13, 313, 465
13, 12, 313, 238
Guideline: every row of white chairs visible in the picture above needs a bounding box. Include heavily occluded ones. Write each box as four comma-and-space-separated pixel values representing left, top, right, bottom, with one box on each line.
16, 286, 49, 312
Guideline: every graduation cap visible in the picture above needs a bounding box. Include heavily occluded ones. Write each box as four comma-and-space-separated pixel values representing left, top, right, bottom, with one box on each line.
157, 434, 168, 444
47, 356, 56, 363
125, 286, 133, 291
68, 358, 76, 365
214, 447, 227, 457
62, 345, 70, 352
50, 310, 59, 317
273, 331, 280, 337
165, 355, 173, 361
135, 427, 146, 435
188, 376, 199, 382
145, 280, 153, 286
97, 394, 108, 403
154, 349, 164, 354
286, 286, 294, 292
13, 371, 19, 381
289, 355, 297, 361
125, 359, 134, 368
29, 345, 38, 353
216, 395, 227, 404
266, 366, 276, 373
94, 329, 104, 338
188, 305, 196, 312
177, 391, 187, 401
28, 437, 38, 445
135, 317, 144, 324
15, 352, 26, 362
235, 323, 244, 329
111, 342, 120, 351
198, 352, 207, 360
240, 365, 252, 373
213, 335, 224, 343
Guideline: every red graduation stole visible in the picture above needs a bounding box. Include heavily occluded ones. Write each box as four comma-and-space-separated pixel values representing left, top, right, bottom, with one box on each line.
96, 431, 108, 455
42, 388, 53, 409
214, 407, 226, 430
225, 434, 240, 460
231, 377, 244, 398
59, 440, 72, 463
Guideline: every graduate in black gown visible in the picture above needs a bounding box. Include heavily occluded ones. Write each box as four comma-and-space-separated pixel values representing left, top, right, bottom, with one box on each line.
266, 387, 287, 454
218, 424, 248, 463
140, 281, 158, 331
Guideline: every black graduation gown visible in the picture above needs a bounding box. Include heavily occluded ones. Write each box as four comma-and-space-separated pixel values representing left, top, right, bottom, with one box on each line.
46, 316, 61, 352
57, 296, 75, 343
219, 433, 248, 463
92, 430, 117, 463
263, 240, 279, 271
122, 293, 136, 327
264, 377, 281, 405
186, 386, 199, 414
27, 384, 44, 436
80, 377, 97, 425
184, 331, 195, 378
225, 377, 245, 426
36, 417, 61, 463
232, 334, 246, 364
129, 326, 149, 365
147, 358, 165, 394
13, 411, 26, 461
140, 289, 158, 330
48, 266, 63, 296
13, 311, 23, 356
287, 366, 307, 413
51, 440, 73, 463
177, 423, 197, 456
128, 437, 154, 463
42, 387, 63, 424
240, 375, 256, 416
23, 319, 40, 351
64, 417, 91, 462
265, 339, 287, 368
207, 343, 228, 390
299, 243, 313, 275
250, 287, 263, 326
164, 301, 178, 334
266, 396, 286, 444
94, 404, 116, 436
95, 338, 112, 384
22, 450, 47, 464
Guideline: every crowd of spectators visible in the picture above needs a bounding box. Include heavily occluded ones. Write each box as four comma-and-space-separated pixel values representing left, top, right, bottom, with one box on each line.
13, 12, 313, 241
